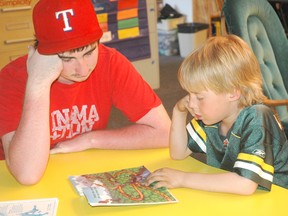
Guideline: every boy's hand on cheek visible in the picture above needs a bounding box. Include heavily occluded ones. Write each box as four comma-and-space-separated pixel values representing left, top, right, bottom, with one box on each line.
175, 95, 197, 119
175, 95, 190, 112
27, 46, 63, 85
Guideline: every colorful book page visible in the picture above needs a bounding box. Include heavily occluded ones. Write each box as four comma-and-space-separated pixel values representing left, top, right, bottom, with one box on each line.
69, 166, 178, 206
0, 198, 58, 216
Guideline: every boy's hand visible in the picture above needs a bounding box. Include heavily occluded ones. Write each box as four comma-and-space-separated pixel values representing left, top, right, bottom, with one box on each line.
50, 136, 92, 154
145, 168, 186, 189
175, 95, 190, 112
27, 46, 63, 85
175, 95, 197, 119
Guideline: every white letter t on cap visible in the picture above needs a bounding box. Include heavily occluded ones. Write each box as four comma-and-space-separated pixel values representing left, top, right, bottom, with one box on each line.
55, 9, 74, 31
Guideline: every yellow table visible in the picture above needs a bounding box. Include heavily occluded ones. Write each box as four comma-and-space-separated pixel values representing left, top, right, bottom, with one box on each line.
1, 148, 287, 216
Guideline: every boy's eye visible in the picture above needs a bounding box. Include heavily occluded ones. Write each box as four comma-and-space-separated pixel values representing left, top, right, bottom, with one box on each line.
84, 50, 94, 57
58, 54, 73, 62
87, 51, 93, 55
61, 58, 72, 62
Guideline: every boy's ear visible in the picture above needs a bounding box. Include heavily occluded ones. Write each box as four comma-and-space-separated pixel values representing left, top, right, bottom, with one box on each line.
228, 89, 241, 101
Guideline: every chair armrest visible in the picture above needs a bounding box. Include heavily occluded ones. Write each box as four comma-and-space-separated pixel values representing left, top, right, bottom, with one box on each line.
263, 98, 288, 107
263, 99, 288, 128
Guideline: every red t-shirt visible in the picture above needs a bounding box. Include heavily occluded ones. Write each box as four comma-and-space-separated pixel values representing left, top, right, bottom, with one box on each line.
0, 44, 161, 159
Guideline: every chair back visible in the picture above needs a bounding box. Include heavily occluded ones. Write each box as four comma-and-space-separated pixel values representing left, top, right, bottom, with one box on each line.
223, 0, 288, 127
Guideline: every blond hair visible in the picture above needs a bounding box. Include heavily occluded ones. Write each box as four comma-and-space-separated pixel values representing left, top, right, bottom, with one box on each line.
178, 34, 266, 107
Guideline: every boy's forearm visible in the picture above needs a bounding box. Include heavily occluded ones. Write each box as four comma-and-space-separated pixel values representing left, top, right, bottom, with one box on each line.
6, 84, 51, 185
50, 105, 171, 153
169, 106, 191, 159
182, 172, 258, 195
51, 123, 169, 153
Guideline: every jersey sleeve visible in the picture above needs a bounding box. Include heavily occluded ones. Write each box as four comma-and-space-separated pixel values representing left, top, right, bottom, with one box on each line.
186, 118, 208, 153
232, 105, 285, 191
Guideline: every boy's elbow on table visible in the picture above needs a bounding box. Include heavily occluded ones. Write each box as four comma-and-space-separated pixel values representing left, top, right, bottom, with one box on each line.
10, 168, 44, 186
170, 152, 188, 160
15, 174, 43, 186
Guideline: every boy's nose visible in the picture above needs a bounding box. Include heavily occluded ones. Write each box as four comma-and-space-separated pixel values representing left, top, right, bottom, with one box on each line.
75, 59, 90, 75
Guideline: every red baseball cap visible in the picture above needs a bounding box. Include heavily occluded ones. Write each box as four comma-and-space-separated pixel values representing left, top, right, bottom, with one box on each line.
33, 0, 103, 54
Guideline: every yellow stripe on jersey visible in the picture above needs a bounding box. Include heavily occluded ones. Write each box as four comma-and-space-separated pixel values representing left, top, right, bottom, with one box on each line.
235, 153, 274, 182
191, 119, 206, 142
231, 132, 240, 139
234, 161, 274, 182
186, 119, 207, 153
237, 153, 274, 174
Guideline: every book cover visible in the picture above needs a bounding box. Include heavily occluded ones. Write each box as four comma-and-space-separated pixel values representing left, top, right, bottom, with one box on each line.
0, 198, 58, 216
69, 166, 178, 206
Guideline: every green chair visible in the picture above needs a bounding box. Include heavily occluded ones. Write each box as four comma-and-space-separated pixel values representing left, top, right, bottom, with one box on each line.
222, 0, 288, 134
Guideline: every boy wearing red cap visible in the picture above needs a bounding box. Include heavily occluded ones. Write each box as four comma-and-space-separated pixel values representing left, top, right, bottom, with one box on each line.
0, 0, 170, 185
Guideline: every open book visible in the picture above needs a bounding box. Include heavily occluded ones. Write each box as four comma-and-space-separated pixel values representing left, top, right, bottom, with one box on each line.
0, 198, 58, 216
69, 166, 178, 206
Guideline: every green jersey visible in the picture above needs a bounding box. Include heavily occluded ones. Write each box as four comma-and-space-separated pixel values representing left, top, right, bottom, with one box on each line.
187, 104, 288, 191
